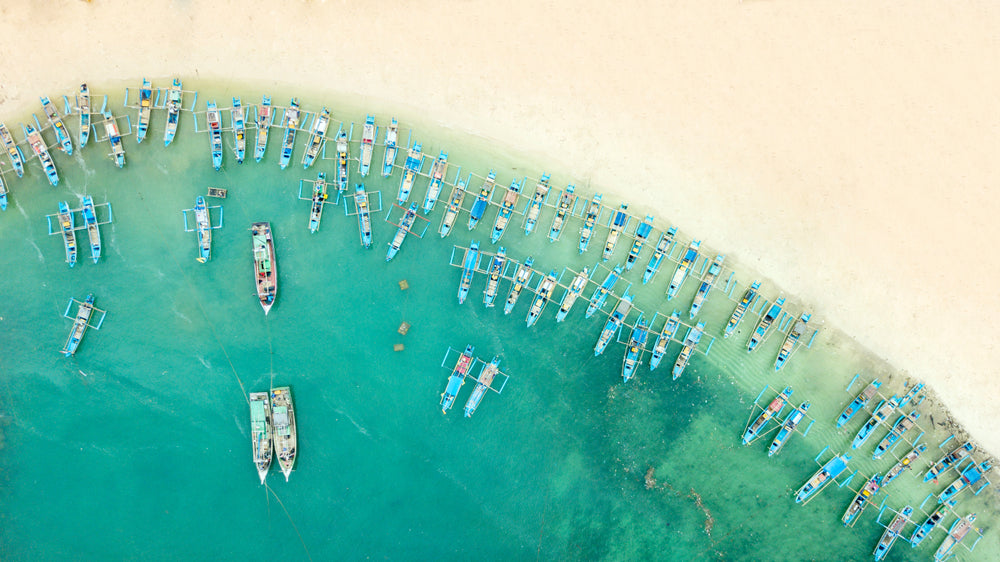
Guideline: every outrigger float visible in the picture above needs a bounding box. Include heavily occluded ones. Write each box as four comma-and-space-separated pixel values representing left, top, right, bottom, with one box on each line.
270, 386, 297, 482
385, 202, 429, 262
578, 194, 603, 253
251, 222, 278, 315
939, 459, 993, 504
666, 240, 701, 300
231, 97, 247, 163
359, 114, 377, 176
768, 401, 811, 457
624, 214, 654, 270
594, 292, 634, 356
468, 170, 496, 230
689, 254, 725, 319
182, 196, 223, 262
622, 315, 649, 383
671, 322, 705, 380
381, 118, 398, 177
206, 101, 223, 170
585, 264, 623, 318
724, 280, 760, 337
503, 257, 535, 315
548, 184, 576, 242
279, 99, 301, 170
61, 294, 106, 356
76, 84, 91, 148
301, 107, 329, 169
134, 79, 153, 144
491, 178, 524, 244
439, 175, 469, 237
456, 242, 481, 304
525, 269, 559, 327
649, 311, 681, 371
482, 247, 508, 307
554, 267, 590, 322
422, 151, 449, 213
836, 377, 881, 428
774, 313, 812, 370
0, 122, 26, 178
523, 173, 551, 235
249, 391, 273, 484
795, 452, 851, 504
747, 297, 784, 352
397, 141, 423, 204
23, 123, 59, 185
346, 183, 380, 248
40, 96, 73, 155
642, 227, 677, 284
743, 386, 793, 445
873, 505, 912, 561
602, 203, 630, 261
253, 95, 272, 161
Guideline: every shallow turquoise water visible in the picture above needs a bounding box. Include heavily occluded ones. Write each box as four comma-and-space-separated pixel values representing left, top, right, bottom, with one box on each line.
0, 81, 997, 561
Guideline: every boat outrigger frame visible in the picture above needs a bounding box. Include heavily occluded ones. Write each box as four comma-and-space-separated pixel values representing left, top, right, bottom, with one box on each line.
61, 295, 107, 354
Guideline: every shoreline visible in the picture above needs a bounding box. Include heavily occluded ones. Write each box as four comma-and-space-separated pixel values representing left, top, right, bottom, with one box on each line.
2, 1, 1000, 456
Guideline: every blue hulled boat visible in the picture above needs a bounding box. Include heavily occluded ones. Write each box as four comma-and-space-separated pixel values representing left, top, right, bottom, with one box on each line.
57, 201, 77, 267
386, 203, 419, 262
523, 174, 551, 235
422, 151, 449, 214
491, 179, 522, 244
910, 502, 952, 548
578, 194, 602, 253
441, 345, 474, 414
768, 401, 810, 456
457, 242, 480, 304
649, 311, 680, 371
836, 379, 881, 428
842, 472, 881, 527
879, 443, 926, 489
483, 248, 506, 307
468, 170, 496, 230
301, 107, 329, 169
439, 178, 467, 237
62, 295, 95, 356
135, 79, 153, 144
232, 97, 247, 163
81, 195, 101, 264
594, 293, 633, 356
24, 124, 59, 186
77, 84, 91, 148
872, 411, 920, 460
624, 215, 654, 270
253, 95, 271, 160
743, 386, 793, 445
747, 297, 784, 352
164, 79, 184, 147
206, 101, 223, 170
381, 118, 398, 177
642, 227, 677, 284
666, 240, 700, 300
939, 460, 993, 504
925, 441, 975, 483
525, 270, 558, 327
279, 98, 300, 169
335, 129, 349, 193
503, 258, 534, 314
0, 123, 26, 177
852, 395, 899, 449
359, 114, 377, 177
554, 267, 590, 322
622, 317, 649, 382
689, 254, 725, 318
795, 454, 850, 503
308, 173, 328, 233
672, 322, 705, 380
464, 356, 500, 417
41, 96, 73, 155
873, 506, 912, 561
585, 265, 622, 318
355, 184, 373, 248
101, 111, 126, 168
397, 142, 423, 204
602, 203, 629, 261
193, 196, 212, 263
724, 281, 760, 338
774, 313, 811, 370
548, 184, 576, 242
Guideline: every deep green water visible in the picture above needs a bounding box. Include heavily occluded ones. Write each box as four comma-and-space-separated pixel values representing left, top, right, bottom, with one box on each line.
0, 81, 997, 561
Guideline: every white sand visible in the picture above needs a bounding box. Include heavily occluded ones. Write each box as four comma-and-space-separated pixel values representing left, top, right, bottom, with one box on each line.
2, 1, 999, 452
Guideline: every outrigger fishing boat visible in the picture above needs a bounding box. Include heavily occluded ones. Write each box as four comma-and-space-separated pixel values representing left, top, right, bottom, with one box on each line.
649, 311, 680, 370
359, 114, 377, 176
554, 267, 590, 322
925, 441, 975, 483
101, 111, 126, 168
464, 356, 500, 417
747, 297, 784, 352
457, 242, 480, 304
503, 258, 535, 314
491, 179, 522, 244
279, 98, 300, 169
0, 123, 26, 177
622, 317, 649, 382
689, 254, 725, 318
483, 248, 506, 307
939, 460, 993, 504
624, 215, 654, 270
308, 172, 329, 233
743, 386, 793, 445
837, 379, 882, 427
386, 203, 419, 261
62, 295, 96, 356
879, 443, 926, 489
270, 386, 297, 481
585, 265, 623, 318
873, 411, 921, 460
441, 345, 475, 413
135, 79, 153, 143
253, 95, 271, 161
76, 84, 91, 148
468, 171, 496, 230
439, 178, 467, 237
58, 201, 77, 267
206, 101, 223, 170
81, 195, 101, 263
594, 293, 633, 356
774, 313, 811, 370
602, 203, 629, 260
301, 107, 329, 169
579, 194, 602, 253
525, 270, 558, 327
249, 392, 273, 484
251, 222, 277, 315
422, 151, 448, 213
934, 513, 977, 561
548, 184, 576, 242
25, 124, 59, 185
724, 281, 760, 337
666, 240, 701, 300
355, 184, 373, 248
642, 227, 677, 284
231, 97, 247, 163
164, 79, 183, 147
795, 453, 851, 503
523, 173, 550, 235
874, 506, 912, 561
397, 142, 423, 204
193, 196, 213, 262
842, 473, 881, 527
852, 395, 900, 449
768, 401, 811, 457
672, 322, 705, 380
910, 502, 952, 547
381, 118, 398, 177
41, 96, 73, 155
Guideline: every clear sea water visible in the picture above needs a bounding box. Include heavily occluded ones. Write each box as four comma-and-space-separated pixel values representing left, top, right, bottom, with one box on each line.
0, 80, 997, 561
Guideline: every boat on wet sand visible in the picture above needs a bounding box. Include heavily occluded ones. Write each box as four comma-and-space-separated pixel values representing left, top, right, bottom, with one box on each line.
135, 79, 153, 144
302, 107, 329, 168
852, 395, 900, 450
25, 123, 59, 185
206, 101, 223, 170
249, 392, 273, 484
359, 114, 377, 176
579, 194, 602, 253
279, 98, 300, 169
548, 185, 576, 242
689, 254, 724, 318
666, 240, 700, 300
270, 387, 297, 481
232, 96, 247, 163
747, 297, 784, 352
77, 83, 91, 148
251, 222, 277, 315
164, 79, 183, 147
381, 118, 398, 177
41, 96, 73, 155
642, 227, 677, 284
774, 313, 811, 370
0, 123, 26, 177
872, 410, 920, 460
523, 174, 550, 235
724, 280, 759, 338
253, 94, 271, 161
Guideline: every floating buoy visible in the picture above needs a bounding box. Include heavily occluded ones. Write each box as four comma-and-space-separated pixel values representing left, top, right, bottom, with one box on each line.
398, 322, 410, 335
399, 279, 409, 290
393, 343, 404, 352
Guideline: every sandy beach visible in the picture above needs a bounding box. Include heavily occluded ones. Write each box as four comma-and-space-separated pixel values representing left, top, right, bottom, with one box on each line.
1, 1, 998, 453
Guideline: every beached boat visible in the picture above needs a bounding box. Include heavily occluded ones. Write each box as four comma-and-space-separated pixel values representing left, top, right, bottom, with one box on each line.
164, 79, 183, 147
503, 257, 535, 314
359, 115, 376, 176
774, 313, 811, 370
852, 395, 899, 449
101, 111, 126, 168
836, 379, 882, 428
355, 184, 373, 248
308, 172, 329, 233
666, 240, 701, 300
253, 94, 271, 160
624, 215, 654, 270
585, 265, 623, 318
672, 322, 705, 380
491, 179, 522, 244
910, 502, 952, 548
301, 107, 329, 169
939, 460, 993, 504
925, 441, 975, 483
232, 97, 246, 163
270, 386, 297, 481
842, 473, 881, 527
622, 317, 649, 383
251, 222, 277, 315
381, 118, 398, 177
457, 242, 480, 304
279, 98, 300, 169
554, 267, 590, 322
768, 401, 810, 457
602, 203, 629, 260
795, 454, 851, 503
0, 123, 26, 178
579, 194, 603, 253
642, 227, 677, 284
25, 124, 59, 185
422, 151, 449, 213
441, 345, 475, 413
206, 101, 223, 170
743, 386, 793, 445
649, 311, 681, 371
397, 143, 423, 204
468, 171, 496, 230
879, 443, 926, 489
747, 297, 784, 352
724, 281, 760, 338
81, 195, 101, 264
336, 130, 350, 193
386, 203, 419, 261
77, 84, 91, 148
135, 79, 153, 144
41, 96, 73, 155
525, 270, 558, 327
464, 356, 500, 417
62, 294, 95, 356
523, 174, 551, 235
193, 196, 212, 262
483, 248, 507, 307
58, 201, 77, 267
872, 411, 920, 460
689, 254, 725, 319
439, 178, 467, 237
594, 293, 634, 356
548, 184, 576, 242
249, 392, 273, 484
874, 506, 912, 561
934, 513, 977, 561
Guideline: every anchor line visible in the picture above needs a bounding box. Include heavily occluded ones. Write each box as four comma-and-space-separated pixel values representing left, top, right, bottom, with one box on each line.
266, 314, 275, 389
265, 482, 313, 562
